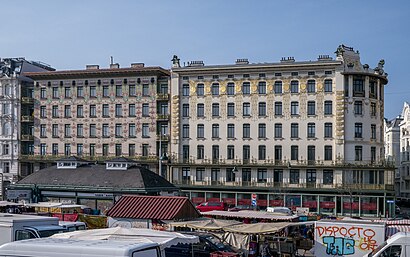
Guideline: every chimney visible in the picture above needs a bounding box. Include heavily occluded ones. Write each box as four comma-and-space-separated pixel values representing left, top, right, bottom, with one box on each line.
131, 63, 145, 68
280, 57, 295, 63
110, 63, 120, 69
235, 59, 249, 65
86, 65, 99, 70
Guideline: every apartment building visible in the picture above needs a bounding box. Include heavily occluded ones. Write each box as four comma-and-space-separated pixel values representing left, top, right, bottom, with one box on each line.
384, 116, 403, 197
0, 58, 54, 199
25, 63, 170, 175
398, 102, 410, 199
169, 45, 394, 217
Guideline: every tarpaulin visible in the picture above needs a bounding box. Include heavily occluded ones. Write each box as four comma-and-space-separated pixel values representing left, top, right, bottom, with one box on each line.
78, 214, 108, 229
52, 213, 78, 222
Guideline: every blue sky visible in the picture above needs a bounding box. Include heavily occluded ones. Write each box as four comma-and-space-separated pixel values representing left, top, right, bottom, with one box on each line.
1, 0, 409, 118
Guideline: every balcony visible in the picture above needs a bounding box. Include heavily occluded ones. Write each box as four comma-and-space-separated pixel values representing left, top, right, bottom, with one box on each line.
156, 135, 170, 141
18, 154, 162, 163
156, 93, 169, 101
21, 97, 34, 104
157, 114, 170, 120
21, 115, 34, 122
21, 135, 34, 141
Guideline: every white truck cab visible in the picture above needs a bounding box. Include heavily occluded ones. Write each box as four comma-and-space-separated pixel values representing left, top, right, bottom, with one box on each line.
365, 232, 410, 257
0, 238, 161, 257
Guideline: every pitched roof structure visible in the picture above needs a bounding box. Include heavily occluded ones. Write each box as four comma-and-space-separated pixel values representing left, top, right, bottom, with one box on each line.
107, 195, 200, 220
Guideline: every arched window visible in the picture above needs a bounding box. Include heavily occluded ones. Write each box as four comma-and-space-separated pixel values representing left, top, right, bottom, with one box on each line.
2, 122, 11, 136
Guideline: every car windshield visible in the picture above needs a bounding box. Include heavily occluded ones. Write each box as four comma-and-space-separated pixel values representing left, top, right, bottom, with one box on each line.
368, 241, 387, 257
38, 229, 64, 238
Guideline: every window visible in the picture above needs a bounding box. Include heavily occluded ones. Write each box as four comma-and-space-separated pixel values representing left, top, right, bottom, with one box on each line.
307, 145, 315, 161
324, 79, 332, 92
307, 101, 316, 115
52, 87, 59, 98
368, 125, 377, 142
142, 144, 149, 157
211, 83, 219, 96
242, 168, 251, 181
64, 105, 71, 118
212, 145, 219, 161
258, 123, 266, 139
227, 124, 235, 139
323, 170, 333, 184
275, 102, 282, 116
258, 145, 266, 160
102, 104, 109, 117
89, 105, 96, 117
378, 245, 402, 257
89, 124, 96, 137
115, 85, 122, 97
258, 102, 266, 116
227, 83, 235, 95
52, 124, 58, 138
142, 84, 150, 96
243, 145, 250, 161
307, 80, 315, 93
103, 144, 109, 156
197, 104, 204, 117
371, 147, 376, 162
290, 170, 300, 184
291, 146, 298, 160
291, 102, 299, 115
212, 103, 220, 117
64, 124, 71, 137
243, 102, 251, 116
324, 123, 333, 138
40, 144, 46, 156
115, 104, 122, 117
77, 124, 84, 137
64, 143, 71, 156
355, 146, 363, 161
291, 80, 299, 93
52, 144, 59, 155
142, 123, 150, 137
355, 123, 363, 138
52, 105, 59, 118
197, 124, 204, 138
182, 104, 189, 117
196, 168, 204, 181
40, 124, 46, 138
40, 88, 47, 99
227, 103, 235, 117
275, 123, 282, 138
139, 103, 147, 117
275, 145, 282, 161
242, 82, 250, 95
115, 124, 122, 137
307, 123, 316, 138
40, 106, 46, 118
243, 124, 250, 138
258, 82, 266, 94
275, 73, 282, 77
291, 123, 299, 138
353, 76, 364, 96
274, 81, 282, 94
211, 168, 220, 181
197, 145, 204, 159
77, 105, 84, 118
369, 81, 377, 99
115, 144, 122, 156
77, 86, 84, 98
354, 101, 363, 115
129, 144, 136, 156
306, 169, 316, 183
129, 124, 136, 137
324, 145, 332, 160
212, 124, 219, 138
291, 72, 298, 76
65, 87, 71, 98
324, 101, 332, 115
257, 169, 267, 183
102, 124, 109, 137
129, 84, 136, 96
196, 84, 204, 96
371, 102, 376, 116
227, 145, 235, 159
77, 144, 83, 156
103, 85, 109, 97
182, 124, 190, 139
90, 86, 96, 97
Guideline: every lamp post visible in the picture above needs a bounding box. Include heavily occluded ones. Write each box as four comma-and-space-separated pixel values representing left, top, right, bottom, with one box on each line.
0, 173, 3, 201
158, 130, 169, 178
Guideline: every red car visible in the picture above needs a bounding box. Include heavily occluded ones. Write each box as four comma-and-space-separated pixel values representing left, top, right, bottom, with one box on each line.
196, 202, 227, 212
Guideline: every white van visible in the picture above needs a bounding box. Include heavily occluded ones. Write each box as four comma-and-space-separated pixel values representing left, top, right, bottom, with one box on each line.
365, 232, 410, 257
0, 238, 161, 257
58, 221, 87, 231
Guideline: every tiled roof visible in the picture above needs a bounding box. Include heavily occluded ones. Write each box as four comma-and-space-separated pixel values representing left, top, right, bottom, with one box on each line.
107, 195, 200, 220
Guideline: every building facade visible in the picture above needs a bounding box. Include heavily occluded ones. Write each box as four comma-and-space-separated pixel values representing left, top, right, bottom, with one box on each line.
384, 116, 403, 197
25, 63, 170, 175
169, 45, 394, 217
0, 58, 54, 198
398, 102, 410, 199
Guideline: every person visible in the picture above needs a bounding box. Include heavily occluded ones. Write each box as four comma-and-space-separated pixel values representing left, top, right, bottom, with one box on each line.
260, 240, 272, 257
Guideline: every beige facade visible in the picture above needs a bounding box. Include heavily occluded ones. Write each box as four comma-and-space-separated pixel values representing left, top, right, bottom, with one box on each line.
169, 46, 394, 217
25, 64, 170, 175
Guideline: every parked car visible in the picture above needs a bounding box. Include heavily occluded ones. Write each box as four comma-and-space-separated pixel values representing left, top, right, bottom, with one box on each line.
266, 207, 293, 215
164, 232, 239, 257
196, 202, 227, 212
228, 205, 259, 212
59, 221, 87, 232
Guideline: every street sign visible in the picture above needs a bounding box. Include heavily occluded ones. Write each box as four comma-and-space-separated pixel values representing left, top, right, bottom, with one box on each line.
251, 193, 257, 206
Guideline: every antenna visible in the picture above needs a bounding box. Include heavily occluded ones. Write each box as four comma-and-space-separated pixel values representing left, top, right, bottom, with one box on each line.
110, 56, 114, 65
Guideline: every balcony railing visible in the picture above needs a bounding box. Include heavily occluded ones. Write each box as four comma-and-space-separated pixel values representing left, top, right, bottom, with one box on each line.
21, 97, 34, 104
157, 114, 170, 120
156, 135, 170, 141
156, 93, 169, 100
19, 154, 162, 163
172, 179, 395, 191
21, 135, 34, 141
21, 115, 34, 122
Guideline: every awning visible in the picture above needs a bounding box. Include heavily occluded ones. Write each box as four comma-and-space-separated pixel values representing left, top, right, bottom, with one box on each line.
201, 210, 299, 221
169, 218, 242, 231
371, 219, 410, 225
223, 222, 289, 234
0, 201, 21, 207
386, 225, 410, 238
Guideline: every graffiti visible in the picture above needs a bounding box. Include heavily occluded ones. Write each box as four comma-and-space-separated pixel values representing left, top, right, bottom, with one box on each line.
323, 236, 355, 256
